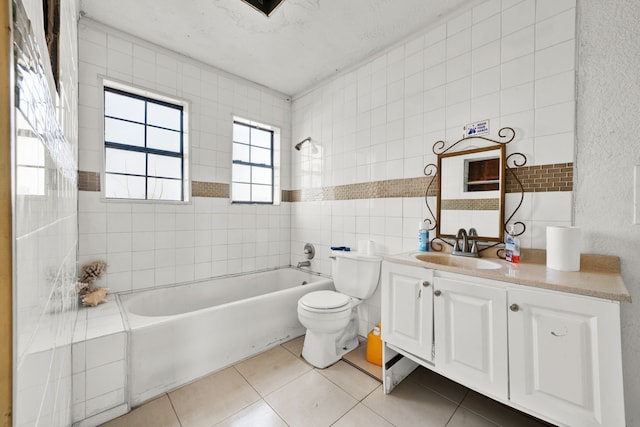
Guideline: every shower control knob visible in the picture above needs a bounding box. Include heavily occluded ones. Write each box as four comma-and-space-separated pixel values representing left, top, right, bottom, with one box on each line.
303, 243, 315, 259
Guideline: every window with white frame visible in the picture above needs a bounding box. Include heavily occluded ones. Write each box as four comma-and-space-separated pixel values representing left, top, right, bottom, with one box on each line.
231, 117, 279, 204
16, 111, 46, 196
103, 84, 189, 201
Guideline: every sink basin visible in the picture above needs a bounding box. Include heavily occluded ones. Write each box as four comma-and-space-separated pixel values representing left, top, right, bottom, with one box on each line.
414, 253, 502, 270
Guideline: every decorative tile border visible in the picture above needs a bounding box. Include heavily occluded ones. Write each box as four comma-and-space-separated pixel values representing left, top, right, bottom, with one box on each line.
288, 176, 437, 202
505, 163, 573, 193
290, 163, 573, 202
440, 198, 500, 211
191, 181, 229, 198
281, 190, 294, 202
78, 171, 100, 192
77, 162, 572, 201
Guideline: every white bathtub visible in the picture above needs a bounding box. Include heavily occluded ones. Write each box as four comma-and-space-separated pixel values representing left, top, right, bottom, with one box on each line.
119, 268, 333, 405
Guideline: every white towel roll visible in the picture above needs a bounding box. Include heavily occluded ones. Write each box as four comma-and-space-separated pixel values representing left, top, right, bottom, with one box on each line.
546, 226, 581, 271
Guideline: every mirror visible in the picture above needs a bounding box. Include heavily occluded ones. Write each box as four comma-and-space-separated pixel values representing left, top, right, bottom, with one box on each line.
437, 145, 505, 242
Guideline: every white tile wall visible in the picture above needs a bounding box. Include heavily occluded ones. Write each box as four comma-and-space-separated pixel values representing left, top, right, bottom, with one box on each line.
72, 295, 128, 426
291, 0, 576, 335
14, 1, 79, 426
77, 20, 292, 291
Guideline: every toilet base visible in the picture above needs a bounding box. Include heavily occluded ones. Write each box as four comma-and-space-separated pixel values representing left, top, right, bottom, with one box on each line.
301, 310, 360, 368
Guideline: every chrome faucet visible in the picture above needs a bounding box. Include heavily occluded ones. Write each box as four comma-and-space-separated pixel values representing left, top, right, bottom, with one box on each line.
452, 228, 479, 258
297, 260, 311, 268
468, 228, 479, 254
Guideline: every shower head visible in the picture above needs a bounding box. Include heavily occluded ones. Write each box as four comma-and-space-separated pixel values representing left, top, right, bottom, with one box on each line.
295, 137, 311, 151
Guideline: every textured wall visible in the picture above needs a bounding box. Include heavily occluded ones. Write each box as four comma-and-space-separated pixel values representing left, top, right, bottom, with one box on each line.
575, 0, 640, 424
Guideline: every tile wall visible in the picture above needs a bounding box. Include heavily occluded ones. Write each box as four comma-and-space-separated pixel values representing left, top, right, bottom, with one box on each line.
14, 0, 79, 426
77, 20, 292, 293
72, 295, 128, 425
290, 0, 577, 335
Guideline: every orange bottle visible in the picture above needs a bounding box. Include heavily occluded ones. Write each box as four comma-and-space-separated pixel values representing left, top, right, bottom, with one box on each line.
366, 324, 382, 366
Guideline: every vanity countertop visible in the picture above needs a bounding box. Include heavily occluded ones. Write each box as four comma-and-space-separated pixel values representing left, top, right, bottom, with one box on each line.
384, 249, 631, 303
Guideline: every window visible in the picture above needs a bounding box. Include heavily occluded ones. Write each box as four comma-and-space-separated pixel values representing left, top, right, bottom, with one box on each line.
103, 84, 188, 201
16, 111, 45, 196
231, 118, 278, 204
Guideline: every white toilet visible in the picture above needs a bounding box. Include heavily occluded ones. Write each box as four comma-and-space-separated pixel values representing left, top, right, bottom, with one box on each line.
297, 251, 382, 368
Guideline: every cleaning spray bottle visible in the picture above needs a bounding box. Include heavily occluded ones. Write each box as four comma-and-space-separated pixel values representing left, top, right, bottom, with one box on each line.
505, 224, 521, 263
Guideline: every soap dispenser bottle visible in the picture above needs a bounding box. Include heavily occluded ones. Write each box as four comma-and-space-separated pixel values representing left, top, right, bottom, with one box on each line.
505, 225, 521, 263
418, 221, 429, 251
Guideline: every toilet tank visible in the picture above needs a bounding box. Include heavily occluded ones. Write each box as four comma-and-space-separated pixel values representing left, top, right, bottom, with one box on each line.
331, 251, 382, 299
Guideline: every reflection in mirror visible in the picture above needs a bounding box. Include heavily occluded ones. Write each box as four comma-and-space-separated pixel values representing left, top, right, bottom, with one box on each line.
16, 111, 46, 196
437, 145, 505, 242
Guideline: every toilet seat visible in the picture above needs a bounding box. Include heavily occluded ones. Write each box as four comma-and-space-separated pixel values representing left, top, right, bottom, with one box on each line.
299, 290, 350, 313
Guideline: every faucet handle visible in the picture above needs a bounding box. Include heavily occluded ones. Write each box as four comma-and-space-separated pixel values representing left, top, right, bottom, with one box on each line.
470, 239, 478, 254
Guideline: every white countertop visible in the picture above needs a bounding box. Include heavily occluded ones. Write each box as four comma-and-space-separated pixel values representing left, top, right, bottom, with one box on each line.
384, 249, 631, 303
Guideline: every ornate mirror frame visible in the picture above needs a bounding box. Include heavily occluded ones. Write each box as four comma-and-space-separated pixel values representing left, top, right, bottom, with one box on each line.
423, 127, 527, 252
436, 144, 506, 242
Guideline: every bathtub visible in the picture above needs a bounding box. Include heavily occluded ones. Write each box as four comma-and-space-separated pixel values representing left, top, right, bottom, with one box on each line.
119, 268, 333, 405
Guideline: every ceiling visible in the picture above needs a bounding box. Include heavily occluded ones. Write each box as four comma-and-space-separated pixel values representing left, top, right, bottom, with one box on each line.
79, 0, 477, 96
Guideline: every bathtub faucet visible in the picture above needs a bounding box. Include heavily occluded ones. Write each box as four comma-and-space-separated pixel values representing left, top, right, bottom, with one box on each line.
297, 260, 311, 268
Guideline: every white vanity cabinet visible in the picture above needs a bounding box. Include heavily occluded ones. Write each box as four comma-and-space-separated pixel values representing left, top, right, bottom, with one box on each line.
433, 275, 508, 400
381, 262, 434, 362
508, 287, 625, 427
381, 258, 627, 427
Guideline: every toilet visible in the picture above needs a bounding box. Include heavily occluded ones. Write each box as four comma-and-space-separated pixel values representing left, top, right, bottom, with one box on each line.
297, 251, 382, 368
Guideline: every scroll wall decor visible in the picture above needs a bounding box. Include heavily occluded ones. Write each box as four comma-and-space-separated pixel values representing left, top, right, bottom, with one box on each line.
423, 127, 527, 253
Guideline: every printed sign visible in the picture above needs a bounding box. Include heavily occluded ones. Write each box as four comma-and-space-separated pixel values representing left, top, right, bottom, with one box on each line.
464, 120, 489, 137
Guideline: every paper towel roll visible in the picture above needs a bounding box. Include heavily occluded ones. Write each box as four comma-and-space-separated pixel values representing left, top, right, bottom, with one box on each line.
358, 239, 376, 255
546, 226, 581, 271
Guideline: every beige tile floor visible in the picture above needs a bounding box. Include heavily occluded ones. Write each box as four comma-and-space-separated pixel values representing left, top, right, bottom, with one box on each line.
101, 336, 555, 427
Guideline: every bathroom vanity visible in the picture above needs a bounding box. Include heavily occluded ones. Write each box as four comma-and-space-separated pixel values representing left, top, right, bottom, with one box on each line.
381, 251, 630, 427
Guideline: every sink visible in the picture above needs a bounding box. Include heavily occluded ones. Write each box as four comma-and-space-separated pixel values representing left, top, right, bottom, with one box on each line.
414, 253, 502, 270
473, 259, 502, 270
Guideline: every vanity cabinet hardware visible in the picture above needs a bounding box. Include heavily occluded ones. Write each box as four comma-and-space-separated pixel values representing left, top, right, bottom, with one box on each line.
434, 290, 442, 296
422, 281, 430, 287
510, 303, 519, 312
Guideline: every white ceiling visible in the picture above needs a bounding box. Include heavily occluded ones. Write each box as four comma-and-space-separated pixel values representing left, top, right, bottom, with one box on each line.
79, 0, 477, 96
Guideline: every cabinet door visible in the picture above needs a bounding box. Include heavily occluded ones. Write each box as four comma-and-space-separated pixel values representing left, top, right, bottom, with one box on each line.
381, 262, 433, 362
434, 277, 508, 399
508, 288, 625, 427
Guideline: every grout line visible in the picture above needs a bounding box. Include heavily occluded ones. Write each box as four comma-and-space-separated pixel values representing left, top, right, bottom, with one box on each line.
340, 357, 383, 383
358, 389, 397, 426
261, 397, 290, 427
229, 351, 292, 426
328, 399, 360, 427
165, 393, 184, 427
444, 389, 470, 427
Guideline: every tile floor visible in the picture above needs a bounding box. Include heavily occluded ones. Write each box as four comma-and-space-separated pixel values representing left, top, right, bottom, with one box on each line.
101, 336, 555, 427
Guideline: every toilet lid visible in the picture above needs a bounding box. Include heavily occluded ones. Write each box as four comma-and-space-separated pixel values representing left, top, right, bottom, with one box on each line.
299, 291, 350, 310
